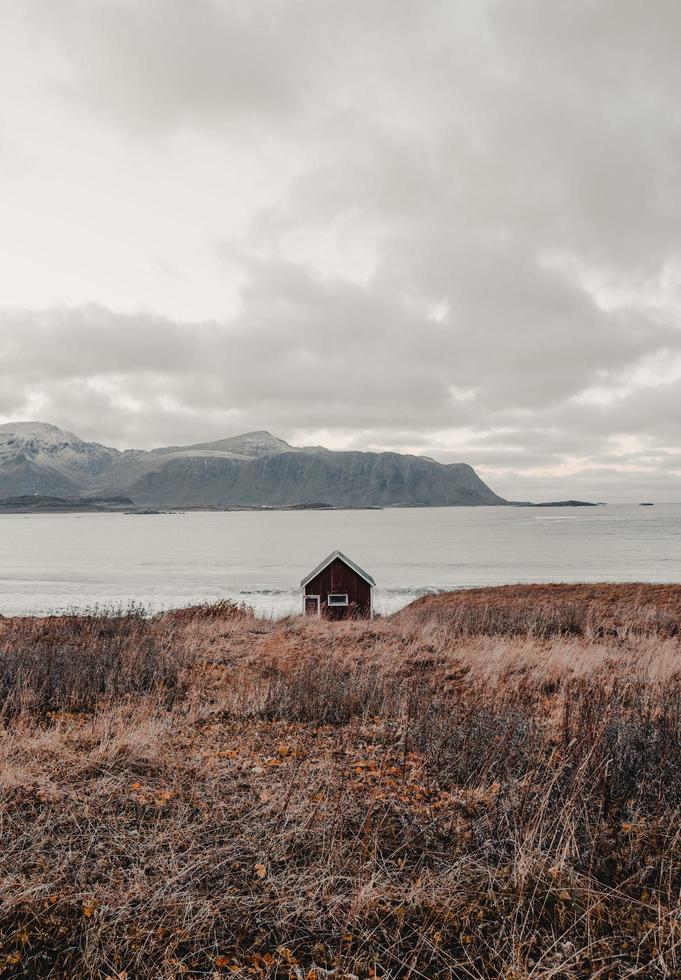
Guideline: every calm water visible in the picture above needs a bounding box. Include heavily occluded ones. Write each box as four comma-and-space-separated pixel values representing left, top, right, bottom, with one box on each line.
0, 504, 680, 617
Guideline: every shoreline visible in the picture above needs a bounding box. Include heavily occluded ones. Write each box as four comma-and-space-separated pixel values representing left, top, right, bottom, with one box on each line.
0, 498, 602, 514
3, 581, 681, 624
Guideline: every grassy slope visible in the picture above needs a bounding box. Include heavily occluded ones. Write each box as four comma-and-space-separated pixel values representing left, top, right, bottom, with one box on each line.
0, 585, 681, 977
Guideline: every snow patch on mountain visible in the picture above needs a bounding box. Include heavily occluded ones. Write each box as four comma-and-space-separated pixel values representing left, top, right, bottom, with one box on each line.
0, 420, 119, 482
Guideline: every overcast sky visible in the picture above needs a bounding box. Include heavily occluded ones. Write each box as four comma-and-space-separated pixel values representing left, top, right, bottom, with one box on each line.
1, 1, 680, 501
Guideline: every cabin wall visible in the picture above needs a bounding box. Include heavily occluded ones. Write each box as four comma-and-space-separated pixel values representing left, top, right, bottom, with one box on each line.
304, 556, 372, 619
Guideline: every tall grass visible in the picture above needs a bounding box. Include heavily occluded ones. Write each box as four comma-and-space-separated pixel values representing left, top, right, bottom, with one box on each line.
0, 610, 190, 716
0, 585, 680, 977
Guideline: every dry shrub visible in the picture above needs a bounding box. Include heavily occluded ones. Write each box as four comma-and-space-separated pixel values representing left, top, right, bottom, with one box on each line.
0, 609, 191, 716
160, 598, 254, 625
252, 659, 407, 723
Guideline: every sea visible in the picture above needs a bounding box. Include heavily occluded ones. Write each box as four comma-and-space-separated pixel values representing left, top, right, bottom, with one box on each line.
0, 504, 680, 618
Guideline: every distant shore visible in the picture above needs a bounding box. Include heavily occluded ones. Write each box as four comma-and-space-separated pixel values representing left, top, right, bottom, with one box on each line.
0, 493, 600, 514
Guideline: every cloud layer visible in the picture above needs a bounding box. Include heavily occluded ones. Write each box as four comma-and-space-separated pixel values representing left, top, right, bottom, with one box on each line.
1, 1, 680, 500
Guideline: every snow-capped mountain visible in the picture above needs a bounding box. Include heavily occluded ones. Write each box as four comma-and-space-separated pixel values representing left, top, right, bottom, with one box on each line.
0, 421, 120, 497
0, 421, 506, 508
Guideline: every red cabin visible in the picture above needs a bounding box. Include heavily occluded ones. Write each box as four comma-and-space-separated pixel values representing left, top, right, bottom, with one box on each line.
301, 550, 375, 619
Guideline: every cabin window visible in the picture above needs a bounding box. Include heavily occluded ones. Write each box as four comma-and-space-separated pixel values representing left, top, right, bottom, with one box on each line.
327, 593, 349, 607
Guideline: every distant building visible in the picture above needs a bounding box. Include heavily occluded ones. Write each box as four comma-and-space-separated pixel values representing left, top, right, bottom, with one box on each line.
301, 550, 375, 619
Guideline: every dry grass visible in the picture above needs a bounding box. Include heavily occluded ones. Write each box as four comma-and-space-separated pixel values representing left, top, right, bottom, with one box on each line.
0, 584, 680, 978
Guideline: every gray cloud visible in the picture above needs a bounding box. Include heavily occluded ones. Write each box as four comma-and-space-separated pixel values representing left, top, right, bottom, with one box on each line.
1, 1, 680, 500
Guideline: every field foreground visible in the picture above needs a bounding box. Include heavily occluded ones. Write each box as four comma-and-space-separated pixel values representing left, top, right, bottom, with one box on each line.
1, 584, 681, 977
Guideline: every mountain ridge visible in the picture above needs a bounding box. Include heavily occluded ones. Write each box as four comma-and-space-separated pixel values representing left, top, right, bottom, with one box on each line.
0, 420, 505, 508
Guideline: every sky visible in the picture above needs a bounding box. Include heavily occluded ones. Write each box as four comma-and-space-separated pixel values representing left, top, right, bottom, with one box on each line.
1, 0, 680, 502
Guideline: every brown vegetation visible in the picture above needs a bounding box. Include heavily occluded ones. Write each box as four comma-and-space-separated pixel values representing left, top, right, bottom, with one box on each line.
1, 584, 681, 977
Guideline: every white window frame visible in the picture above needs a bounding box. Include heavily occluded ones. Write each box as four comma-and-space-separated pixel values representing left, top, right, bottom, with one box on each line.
327, 593, 349, 607
303, 594, 321, 616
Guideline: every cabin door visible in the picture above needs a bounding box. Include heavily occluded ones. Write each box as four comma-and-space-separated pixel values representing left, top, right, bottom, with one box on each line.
304, 595, 320, 616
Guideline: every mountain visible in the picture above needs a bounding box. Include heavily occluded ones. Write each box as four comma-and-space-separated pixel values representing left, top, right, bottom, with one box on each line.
0, 421, 506, 508
0, 422, 119, 497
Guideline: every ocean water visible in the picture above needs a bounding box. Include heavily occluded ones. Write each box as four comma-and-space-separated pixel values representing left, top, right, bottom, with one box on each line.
0, 504, 680, 618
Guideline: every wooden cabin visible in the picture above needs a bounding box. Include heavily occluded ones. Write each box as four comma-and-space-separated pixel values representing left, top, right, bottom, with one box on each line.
301, 550, 375, 619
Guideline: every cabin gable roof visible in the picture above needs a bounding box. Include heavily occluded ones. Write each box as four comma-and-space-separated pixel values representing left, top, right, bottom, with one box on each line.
300, 550, 375, 589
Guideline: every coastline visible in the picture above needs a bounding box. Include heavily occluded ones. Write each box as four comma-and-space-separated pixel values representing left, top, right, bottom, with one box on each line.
0, 495, 601, 514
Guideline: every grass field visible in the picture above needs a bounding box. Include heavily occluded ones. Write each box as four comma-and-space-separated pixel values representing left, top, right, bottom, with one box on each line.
1, 584, 681, 978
